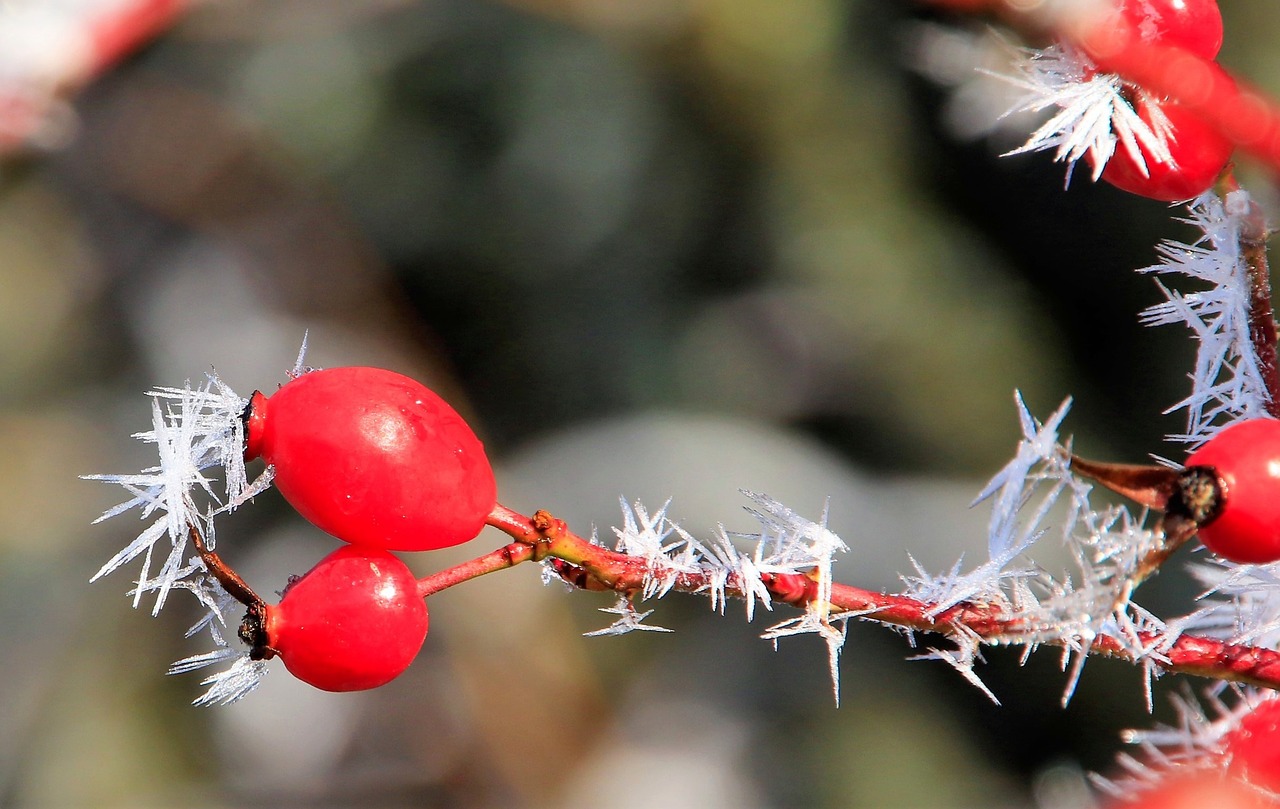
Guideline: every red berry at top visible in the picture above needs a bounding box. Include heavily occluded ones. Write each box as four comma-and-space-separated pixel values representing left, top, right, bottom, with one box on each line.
1097, 85, 1233, 202
1185, 418, 1280, 564
265, 545, 428, 691
1116, 0, 1224, 59
1224, 698, 1280, 793
245, 367, 497, 551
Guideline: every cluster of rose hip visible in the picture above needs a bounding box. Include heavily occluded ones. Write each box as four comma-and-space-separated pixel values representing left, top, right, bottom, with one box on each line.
220, 366, 499, 693
1085, 0, 1233, 201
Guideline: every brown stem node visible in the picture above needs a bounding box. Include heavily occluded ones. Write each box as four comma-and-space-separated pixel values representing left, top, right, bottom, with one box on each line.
186, 521, 264, 610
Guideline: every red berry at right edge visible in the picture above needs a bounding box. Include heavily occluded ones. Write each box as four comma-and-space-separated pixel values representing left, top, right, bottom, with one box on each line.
1224, 698, 1280, 793
262, 545, 428, 692
1117, 0, 1224, 59
245, 367, 497, 552
1185, 419, 1280, 564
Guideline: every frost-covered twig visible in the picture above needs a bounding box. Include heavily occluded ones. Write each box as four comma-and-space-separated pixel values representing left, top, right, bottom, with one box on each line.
480, 486, 1280, 700
86, 373, 274, 703
1140, 188, 1276, 445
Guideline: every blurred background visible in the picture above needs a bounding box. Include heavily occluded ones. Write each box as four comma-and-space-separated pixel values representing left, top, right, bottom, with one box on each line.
2, 0, 1279, 806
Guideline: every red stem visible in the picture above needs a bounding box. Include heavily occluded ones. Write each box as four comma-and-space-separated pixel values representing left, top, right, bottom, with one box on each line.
411, 504, 1280, 692
417, 542, 534, 599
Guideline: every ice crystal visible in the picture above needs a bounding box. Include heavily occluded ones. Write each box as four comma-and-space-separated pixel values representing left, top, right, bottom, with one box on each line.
189, 655, 272, 707
740, 494, 853, 703
583, 596, 673, 636
911, 633, 1000, 705
87, 371, 280, 704
1091, 686, 1265, 798
86, 374, 261, 611
160, 560, 271, 704
1183, 558, 1280, 649
589, 493, 852, 700
1139, 190, 1269, 447
1000, 44, 1174, 183
904, 393, 1073, 615
903, 23, 1032, 144
762, 610, 853, 706
901, 394, 1169, 704
611, 498, 709, 601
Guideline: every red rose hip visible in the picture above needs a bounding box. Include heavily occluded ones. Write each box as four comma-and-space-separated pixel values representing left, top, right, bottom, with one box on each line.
1185, 418, 1280, 564
245, 367, 497, 551
1116, 0, 1224, 59
1224, 698, 1280, 792
264, 545, 429, 692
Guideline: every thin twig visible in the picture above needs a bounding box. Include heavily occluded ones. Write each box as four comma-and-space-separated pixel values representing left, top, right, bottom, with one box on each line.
416, 542, 535, 598
449, 504, 1280, 691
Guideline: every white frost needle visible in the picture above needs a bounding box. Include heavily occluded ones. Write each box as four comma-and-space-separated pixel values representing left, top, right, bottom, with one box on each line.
1139, 190, 1269, 447
1098, 686, 1266, 795
86, 375, 258, 612
583, 596, 673, 636
588, 493, 852, 700
999, 44, 1174, 182
911, 634, 1001, 706
87, 369, 280, 704
191, 654, 271, 707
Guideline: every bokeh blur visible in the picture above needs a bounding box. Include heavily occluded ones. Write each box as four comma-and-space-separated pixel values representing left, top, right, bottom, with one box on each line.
3, 0, 1279, 806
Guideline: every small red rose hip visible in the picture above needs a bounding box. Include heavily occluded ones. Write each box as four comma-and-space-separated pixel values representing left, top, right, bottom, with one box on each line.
1115, 0, 1224, 59
1225, 698, 1280, 793
245, 367, 497, 551
1184, 418, 1280, 564
262, 545, 428, 692
1097, 89, 1233, 202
